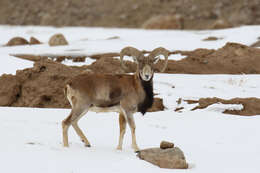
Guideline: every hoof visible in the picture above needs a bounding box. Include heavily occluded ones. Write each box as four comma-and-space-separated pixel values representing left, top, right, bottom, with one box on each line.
85, 144, 91, 147
63, 144, 69, 147
116, 146, 122, 150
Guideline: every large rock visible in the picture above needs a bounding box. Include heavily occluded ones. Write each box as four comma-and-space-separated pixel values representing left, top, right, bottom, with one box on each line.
137, 147, 188, 169
148, 98, 165, 112
48, 33, 68, 46
5, 37, 29, 46
142, 15, 183, 30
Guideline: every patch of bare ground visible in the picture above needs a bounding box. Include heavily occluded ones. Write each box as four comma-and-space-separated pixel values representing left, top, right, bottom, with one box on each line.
185, 97, 260, 116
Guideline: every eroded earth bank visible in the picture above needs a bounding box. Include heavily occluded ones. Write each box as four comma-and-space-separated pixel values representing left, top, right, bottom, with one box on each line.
1, 42, 260, 115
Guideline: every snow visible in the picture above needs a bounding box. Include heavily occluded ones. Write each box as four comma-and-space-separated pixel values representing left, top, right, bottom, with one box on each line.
1, 106, 260, 173
154, 74, 260, 110
1, 25, 260, 74
113, 55, 135, 62
62, 58, 96, 66
168, 53, 187, 61
0, 25, 260, 173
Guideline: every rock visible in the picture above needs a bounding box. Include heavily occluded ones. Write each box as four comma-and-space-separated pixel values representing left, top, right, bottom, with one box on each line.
48, 33, 68, 46
29, 37, 41, 45
6, 37, 29, 46
174, 107, 184, 112
148, 98, 165, 112
0, 74, 21, 106
142, 15, 183, 30
250, 40, 260, 47
160, 141, 174, 149
203, 36, 221, 41
210, 18, 232, 29
106, 36, 120, 40
137, 147, 188, 169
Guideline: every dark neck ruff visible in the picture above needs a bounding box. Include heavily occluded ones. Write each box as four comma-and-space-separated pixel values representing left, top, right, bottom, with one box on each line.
138, 77, 154, 115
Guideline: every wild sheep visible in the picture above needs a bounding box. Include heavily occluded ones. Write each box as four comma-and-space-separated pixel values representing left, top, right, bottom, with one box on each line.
62, 46, 169, 152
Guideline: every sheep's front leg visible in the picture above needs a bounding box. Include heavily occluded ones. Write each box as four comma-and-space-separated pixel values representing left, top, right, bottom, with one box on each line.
123, 113, 140, 152
117, 113, 126, 150
121, 101, 140, 152
127, 115, 139, 152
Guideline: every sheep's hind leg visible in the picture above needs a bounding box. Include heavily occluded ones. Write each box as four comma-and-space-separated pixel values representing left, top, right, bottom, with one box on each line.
71, 106, 91, 147
62, 111, 73, 147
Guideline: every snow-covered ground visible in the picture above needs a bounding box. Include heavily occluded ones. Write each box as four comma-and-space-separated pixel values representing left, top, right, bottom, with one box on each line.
1, 107, 260, 173
0, 25, 260, 173
0, 25, 260, 74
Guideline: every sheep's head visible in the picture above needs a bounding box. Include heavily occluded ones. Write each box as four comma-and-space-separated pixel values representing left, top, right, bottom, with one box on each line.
120, 47, 169, 81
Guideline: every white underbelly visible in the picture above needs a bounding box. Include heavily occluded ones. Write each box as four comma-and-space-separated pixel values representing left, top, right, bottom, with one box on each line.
89, 105, 121, 113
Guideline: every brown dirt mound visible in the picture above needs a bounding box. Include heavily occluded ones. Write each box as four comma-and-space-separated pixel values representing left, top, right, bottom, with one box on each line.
0, 59, 164, 112
1, 42, 260, 114
0, 74, 21, 106
0, 0, 260, 30
185, 97, 260, 116
165, 42, 260, 74
87, 42, 260, 74
12, 42, 260, 74
10, 60, 83, 108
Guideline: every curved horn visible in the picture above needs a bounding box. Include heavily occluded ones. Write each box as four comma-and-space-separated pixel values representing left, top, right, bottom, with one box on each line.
150, 47, 169, 72
120, 46, 142, 71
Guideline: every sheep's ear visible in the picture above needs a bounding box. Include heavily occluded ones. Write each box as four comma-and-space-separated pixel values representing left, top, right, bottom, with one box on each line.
153, 56, 160, 64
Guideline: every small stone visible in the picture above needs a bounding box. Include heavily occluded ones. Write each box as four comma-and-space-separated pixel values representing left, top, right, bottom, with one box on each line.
48, 33, 68, 46
106, 36, 120, 40
203, 36, 219, 41
177, 98, 182, 104
30, 37, 41, 45
160, 141, 174, 149
174, 107, 184, 112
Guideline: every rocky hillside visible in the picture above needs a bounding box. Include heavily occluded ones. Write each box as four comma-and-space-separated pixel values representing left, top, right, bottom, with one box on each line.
0, 0, 259, 29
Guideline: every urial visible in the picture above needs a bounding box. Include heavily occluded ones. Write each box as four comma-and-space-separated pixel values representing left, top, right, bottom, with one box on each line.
62, 47, 169, 152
